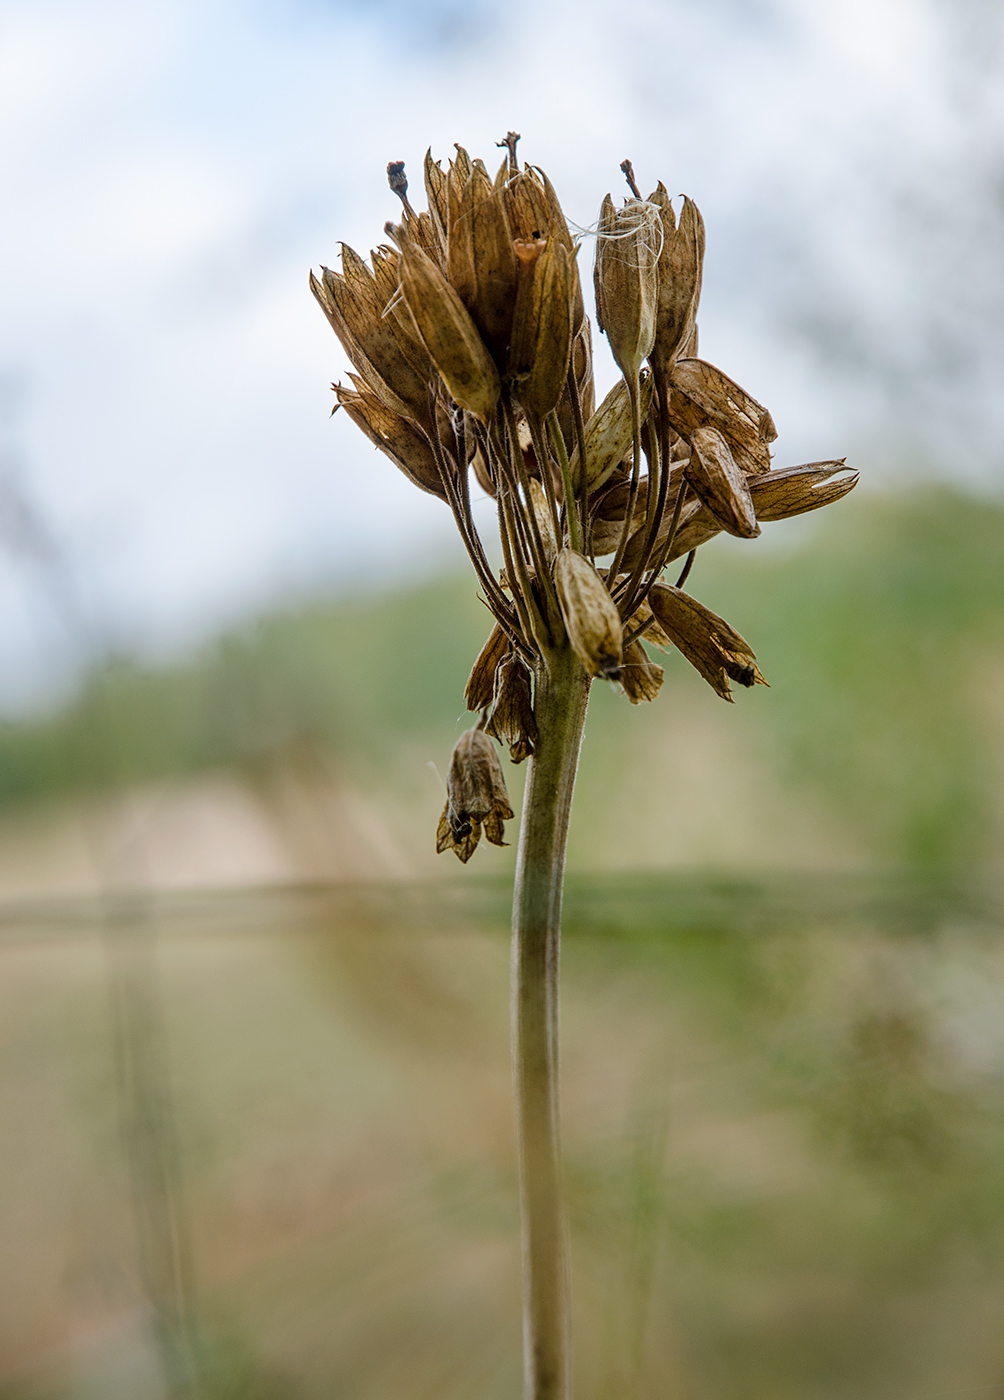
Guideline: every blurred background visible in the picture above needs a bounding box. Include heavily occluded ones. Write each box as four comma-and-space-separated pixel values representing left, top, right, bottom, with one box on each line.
3, 0, 1004, 1395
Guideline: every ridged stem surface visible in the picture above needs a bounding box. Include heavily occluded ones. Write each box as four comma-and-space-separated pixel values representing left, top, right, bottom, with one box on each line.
512, 643, 591, 1400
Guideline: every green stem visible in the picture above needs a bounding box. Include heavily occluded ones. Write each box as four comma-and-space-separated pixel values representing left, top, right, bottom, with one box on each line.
512, 642, 591, 1400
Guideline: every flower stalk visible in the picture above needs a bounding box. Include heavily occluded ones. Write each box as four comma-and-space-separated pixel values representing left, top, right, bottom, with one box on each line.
310, 136, 858, 1398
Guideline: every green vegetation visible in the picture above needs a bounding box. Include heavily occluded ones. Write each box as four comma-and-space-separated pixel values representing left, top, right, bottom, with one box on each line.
2, 487, 1003, 870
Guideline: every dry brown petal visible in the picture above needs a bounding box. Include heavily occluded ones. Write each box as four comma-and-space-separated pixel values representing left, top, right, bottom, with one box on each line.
555, 548, 623, 680
395, 230, 501, 422
465, 622, 510, 712
750, 461, 857, 520
620, 639, 664, 703
648, 186, 705, 379
571, 373, 654, 496
648, 584, 768, 702
686, 425, 759, 538
593, 195, 660, 382
485, 652, 538, 763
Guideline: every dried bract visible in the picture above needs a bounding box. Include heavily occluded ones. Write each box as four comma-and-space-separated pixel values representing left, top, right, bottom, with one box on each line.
555, 549, 623, 680
334, 379, 446, 499
668, 358, 775, 476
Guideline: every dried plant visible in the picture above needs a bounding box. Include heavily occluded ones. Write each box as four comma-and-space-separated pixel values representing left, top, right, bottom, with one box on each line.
311, 135, 857, 1399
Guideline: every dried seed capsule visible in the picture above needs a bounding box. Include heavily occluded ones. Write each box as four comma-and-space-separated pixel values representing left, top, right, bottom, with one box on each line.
310, 261, 434, 432
593, 195, 660, 382
647, 186, 705, 379
555, 548, 623, 680
436, 728, 515, 861
447, 165, 518, 364
668, 358, 775, 476
527, 478, 558, 562
423, 149, 450, 262
648, 584, 768, 702
507, 239, 574, 420
620, 639, 664, 704
749, 461, 858, 520
486, 652, 538, 763
394, 228, 501, 422
465, 622, 510, 712
334, 378, 447, 499
569, 374, 654, 496
685, 425, 759, 538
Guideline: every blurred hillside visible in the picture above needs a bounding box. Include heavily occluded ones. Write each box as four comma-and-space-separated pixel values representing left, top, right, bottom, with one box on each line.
0, 486, 1002, 895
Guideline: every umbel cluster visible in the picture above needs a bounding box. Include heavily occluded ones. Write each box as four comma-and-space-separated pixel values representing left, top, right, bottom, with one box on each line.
311, 134, 856, 862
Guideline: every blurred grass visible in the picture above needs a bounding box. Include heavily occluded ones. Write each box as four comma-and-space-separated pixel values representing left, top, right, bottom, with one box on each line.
3, 875, 1004, 1398
2, 486, 1003, 873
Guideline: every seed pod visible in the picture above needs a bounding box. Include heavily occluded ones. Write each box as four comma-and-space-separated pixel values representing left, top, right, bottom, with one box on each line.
465, 622, 510, 712
394, 229, 501, 422
685, 425, 759, 538
508, 239, 574, 420
334, 379, 447, 499
310, 262, 434, 432
486, 652, 538, 763
593, 195, 660, 382
648, 584, 768, 702
369, 245, 438, 384
590, 476, 651, 556
620, 639, 664, 704
668, 358, 775, 476
436, 728, 515, 861
648, 186, 705, 379
447, 165, 518, 364
570, 374, 655, 496
555, 549, 623, 680
749, 461, 858, 521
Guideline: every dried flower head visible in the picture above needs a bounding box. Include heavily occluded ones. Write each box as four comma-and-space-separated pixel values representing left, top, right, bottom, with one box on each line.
310, 136, 857, 859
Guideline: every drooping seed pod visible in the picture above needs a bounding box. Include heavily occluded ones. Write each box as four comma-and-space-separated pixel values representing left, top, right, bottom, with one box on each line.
334, 378, 447, 499
508, 239, 574, 421
486, 652, 538, 763
749, 461, 858, 521
647, 186, 705, 380
436, 727, 515, 861
465, 622, 510, 712
569, 374, 655, 496
685, 425, 759, 539
393, 228, 501, 422
555, 549, 623, 680
593, 195, 660, 382
648, 584, 768, 702
447, 164, 519, 364
620, 639, 664, 704
668, 358, 775, 476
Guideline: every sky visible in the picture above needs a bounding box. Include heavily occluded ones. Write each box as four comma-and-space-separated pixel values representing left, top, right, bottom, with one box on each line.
0, 0, 1002, 706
